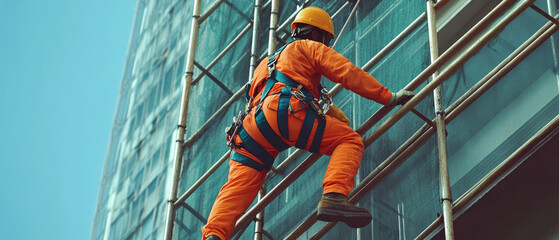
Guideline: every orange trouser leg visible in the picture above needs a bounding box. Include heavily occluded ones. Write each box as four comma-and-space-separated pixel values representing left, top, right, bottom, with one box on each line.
201, 160, 267, 240
316, 115, 364, 196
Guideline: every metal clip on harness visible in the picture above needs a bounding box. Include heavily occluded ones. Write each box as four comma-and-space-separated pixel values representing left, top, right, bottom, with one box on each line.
225, 110, 245, 149
317, 85, 332, 115
291, 85, 325, 116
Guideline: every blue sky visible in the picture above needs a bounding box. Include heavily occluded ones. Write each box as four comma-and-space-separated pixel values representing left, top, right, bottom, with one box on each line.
0, 1, 136, 239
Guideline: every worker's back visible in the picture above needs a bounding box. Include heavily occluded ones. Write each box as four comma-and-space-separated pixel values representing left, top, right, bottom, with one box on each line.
249, 39, 392, 108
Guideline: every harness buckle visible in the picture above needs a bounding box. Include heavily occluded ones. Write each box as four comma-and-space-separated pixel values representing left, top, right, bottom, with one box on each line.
291, 86, 307, 101
291, 85, 326, 116
267, 58, 277, 76
226, 110, 246, 149
309, 99, 324, 116
318, 85, 333, 115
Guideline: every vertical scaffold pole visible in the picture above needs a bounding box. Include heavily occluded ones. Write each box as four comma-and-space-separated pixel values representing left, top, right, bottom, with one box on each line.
250, 0, 263, 81
548, 0, 559, 90
254, 0, 279, 237
268, 0, 279, 55
426, 0, 455, 239
254, 188, 266, 240
164, 1, 202, 239
252, 1, 266, 238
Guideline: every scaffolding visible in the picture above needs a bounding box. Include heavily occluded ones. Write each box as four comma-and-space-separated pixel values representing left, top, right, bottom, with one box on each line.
161, 0, 559, 239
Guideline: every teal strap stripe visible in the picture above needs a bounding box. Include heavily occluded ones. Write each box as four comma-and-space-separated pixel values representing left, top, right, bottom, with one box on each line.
295, 109, 316, 150
259, 78, 277, 105
267, 44, 287, 66
278, 87, 291, 140
231, 151, 265, 172
272, 71, 299, 87
255, 110, 290, 152
309, 117, 326, 153
274, 71, 314, 101
244, 83, 251, 101
268, 39, 295, 62
238, 126, 275, 170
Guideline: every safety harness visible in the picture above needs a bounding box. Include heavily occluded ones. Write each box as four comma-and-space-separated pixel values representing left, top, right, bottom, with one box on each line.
227, 40, 327, 172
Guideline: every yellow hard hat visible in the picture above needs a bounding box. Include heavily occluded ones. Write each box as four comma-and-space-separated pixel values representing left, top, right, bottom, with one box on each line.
291, 6, 334, 37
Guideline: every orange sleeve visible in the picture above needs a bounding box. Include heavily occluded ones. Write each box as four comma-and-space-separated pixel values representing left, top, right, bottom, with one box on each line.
305, 41, 392, 105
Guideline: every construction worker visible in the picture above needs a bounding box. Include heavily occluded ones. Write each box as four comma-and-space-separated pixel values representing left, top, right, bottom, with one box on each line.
202, 6, 414, 240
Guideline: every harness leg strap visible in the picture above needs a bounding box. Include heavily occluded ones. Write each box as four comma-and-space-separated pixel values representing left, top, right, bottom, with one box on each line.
237, 126, 275, 170
278, 87, 292, 140
309, 117, 326, 153
296, 109, 316, 150
255, 110, 290, 152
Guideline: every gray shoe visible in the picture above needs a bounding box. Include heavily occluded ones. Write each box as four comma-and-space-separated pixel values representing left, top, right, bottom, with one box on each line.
206, 235, 221, 240
316, 192, 372, 228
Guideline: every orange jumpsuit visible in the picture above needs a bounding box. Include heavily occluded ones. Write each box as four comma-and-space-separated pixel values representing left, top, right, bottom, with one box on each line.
201, 39, 392, 240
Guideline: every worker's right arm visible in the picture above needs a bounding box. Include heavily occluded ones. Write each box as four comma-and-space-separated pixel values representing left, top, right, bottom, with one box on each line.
306, 41, 393, 105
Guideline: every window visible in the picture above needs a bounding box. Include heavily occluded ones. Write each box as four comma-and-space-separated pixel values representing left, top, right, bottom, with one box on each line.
141, 212, 154, 240
174, 56, 185, 91
162, 65, 175, 99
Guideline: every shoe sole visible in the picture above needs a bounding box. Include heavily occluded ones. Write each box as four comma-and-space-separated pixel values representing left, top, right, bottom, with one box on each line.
316, 208, 372, 228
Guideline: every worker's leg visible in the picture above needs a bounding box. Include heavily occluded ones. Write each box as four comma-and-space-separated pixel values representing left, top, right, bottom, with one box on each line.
313, 116, 372, 228
259, 95, 363, 196
201, 160, 267, 240
258, 95, 370, 228
316, 115, 364, 196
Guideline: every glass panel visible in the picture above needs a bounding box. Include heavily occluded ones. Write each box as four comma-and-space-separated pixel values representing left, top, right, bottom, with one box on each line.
93, 211, 107, 240
109, 213, 124, 240
162, 64, 174, 98
130, 196, 141, 228
141, 212, 154, 240
156, 201, 167, 228
146, 85, 158, 114
174, 55, 185, 91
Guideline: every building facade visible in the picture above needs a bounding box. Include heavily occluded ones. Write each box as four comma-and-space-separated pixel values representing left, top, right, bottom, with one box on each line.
92, 0, 559, 239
